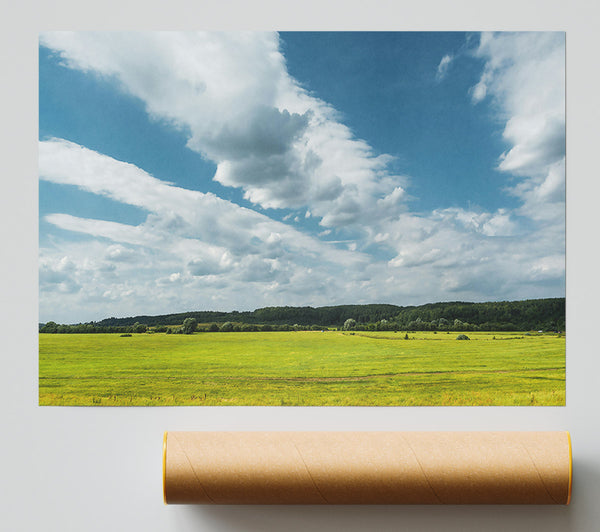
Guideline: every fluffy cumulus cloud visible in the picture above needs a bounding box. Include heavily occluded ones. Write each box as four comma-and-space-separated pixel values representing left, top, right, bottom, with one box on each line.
383, 209, 557, 297
38, 32, 565, 322
39, 138, 374, 321
40, 32, 406, 229
470, 32, 565, 224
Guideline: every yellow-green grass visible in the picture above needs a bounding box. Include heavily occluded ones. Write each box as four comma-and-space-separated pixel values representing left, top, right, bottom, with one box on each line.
39, 331, 565, 406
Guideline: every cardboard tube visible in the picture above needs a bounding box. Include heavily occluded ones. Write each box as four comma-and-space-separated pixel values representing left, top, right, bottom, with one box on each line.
163, 431, 572, 505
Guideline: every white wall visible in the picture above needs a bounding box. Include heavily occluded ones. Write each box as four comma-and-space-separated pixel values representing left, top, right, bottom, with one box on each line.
2, 1, 599, 530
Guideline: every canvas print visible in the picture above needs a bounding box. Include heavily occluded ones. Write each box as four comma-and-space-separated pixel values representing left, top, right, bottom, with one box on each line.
39, 32, 565, 406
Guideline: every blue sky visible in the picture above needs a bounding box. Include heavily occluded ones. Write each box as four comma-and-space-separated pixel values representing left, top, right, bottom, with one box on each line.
39, 32, 565, 323
280, 32, 507, 212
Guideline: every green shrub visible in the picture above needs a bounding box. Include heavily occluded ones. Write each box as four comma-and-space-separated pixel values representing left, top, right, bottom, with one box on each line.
182, 317, 198, 334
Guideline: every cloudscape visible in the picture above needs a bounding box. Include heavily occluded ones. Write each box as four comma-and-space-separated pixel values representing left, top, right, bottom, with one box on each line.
39, 31, 565, 324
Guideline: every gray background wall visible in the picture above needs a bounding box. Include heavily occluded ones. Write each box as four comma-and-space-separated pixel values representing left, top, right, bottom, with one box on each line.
2, 1, 599, 530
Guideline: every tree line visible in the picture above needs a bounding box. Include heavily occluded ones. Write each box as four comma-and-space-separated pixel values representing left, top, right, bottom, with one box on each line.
38, 318, 328, 335
39, 298, 565, 333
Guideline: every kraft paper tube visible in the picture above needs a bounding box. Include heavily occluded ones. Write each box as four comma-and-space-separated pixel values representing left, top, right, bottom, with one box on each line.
163, 431, 572, 505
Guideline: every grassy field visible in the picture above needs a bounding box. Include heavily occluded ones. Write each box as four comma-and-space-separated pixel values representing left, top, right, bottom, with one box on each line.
38, 330, 565, 406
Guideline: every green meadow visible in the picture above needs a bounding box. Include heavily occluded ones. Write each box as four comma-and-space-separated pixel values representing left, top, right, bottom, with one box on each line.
39, 331, 565, 406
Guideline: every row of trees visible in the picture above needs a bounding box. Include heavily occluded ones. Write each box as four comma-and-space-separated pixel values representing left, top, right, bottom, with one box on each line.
91, 298, 565, 331
393, 299, 564, 331
95, 304, 405, 328
39, 318, 330, 334
39, 321, 148, 334
342, 317, 535, 332
40, 298, 565, 334
177, 319, 329, 334
39, 317, 559, 335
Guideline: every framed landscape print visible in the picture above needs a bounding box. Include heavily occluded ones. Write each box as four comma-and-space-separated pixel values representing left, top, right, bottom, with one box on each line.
38, 31, 565, 406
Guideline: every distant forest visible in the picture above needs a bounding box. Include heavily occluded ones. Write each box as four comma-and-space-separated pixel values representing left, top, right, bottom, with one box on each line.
39, 298, 565, 333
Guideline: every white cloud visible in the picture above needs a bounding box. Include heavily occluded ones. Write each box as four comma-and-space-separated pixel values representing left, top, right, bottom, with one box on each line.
39, 138, 378, 321
436, 207, 517, 237
40, 32, 407, 229
528, 255, 565, 281
470, 32, 565, 224
380, 199, 564, 301
436, 54, 453, 81
39, 256, 81, 294
39, 138, 364, 267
